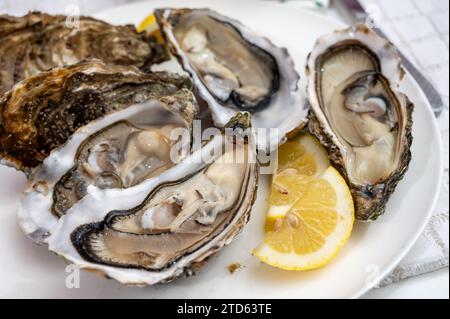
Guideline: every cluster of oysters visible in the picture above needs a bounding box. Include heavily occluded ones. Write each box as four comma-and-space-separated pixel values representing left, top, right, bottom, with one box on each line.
0, 9, 413, 285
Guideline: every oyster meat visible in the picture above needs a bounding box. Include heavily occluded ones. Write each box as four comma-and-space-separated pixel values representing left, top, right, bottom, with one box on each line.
0, 12, 168, 95
306, 25, 414, 221
19, 81, 198, 245
156, 8, 308, 151
0, 59, 192, 170
45, 113, 258, 285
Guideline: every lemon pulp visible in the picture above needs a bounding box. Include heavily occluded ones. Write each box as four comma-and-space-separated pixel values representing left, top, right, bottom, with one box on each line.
254, 133, 354, 271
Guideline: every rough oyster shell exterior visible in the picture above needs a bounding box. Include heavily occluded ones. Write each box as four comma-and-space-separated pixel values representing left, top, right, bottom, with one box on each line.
0, 12, 169, 95
306, 25, 414, 221
0, 59, 192, 170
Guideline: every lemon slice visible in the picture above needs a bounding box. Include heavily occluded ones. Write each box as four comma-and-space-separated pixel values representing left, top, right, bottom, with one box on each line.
265, 172, 314, 231
267, 134, 330, 223
254, 134, 354, 271
137, 13, 165, 44
277, 133, 329, 176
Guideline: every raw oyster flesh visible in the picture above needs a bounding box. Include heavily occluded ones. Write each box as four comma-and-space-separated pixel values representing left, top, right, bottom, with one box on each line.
0, 12, 169, 95
45, 113, 258, 285
156, 8, 308, 152
0, 59, 193, 170
306, 25, 414, 220
19, 88, 198, 245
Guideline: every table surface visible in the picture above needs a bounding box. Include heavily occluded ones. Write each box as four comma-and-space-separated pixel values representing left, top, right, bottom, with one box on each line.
0, 0, 448, 299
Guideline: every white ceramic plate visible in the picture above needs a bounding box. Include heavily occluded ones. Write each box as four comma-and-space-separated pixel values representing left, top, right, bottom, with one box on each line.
0, 0, 443, 299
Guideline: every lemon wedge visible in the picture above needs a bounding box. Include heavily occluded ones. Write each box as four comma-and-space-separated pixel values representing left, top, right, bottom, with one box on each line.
267, 134, 330, 220
277, 133, 330, 176
137, 13, 165, 44
254, 133, 354, 271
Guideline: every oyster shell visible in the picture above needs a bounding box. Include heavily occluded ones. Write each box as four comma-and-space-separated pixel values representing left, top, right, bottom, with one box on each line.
156, 8, 308, 152
45, 113, 258, 285
0, 12, 168, 95
19, 84, 198, 245
0, 59, 192, 170
306, 25, 414, 221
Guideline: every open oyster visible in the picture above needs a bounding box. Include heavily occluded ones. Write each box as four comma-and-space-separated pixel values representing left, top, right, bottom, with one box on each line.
306, 25, 414, 221
0, 59, 192, 170
19, 83, 198, 245
0, 12, 168, 95
45, 113, 258, 285
156, 8, 308, 152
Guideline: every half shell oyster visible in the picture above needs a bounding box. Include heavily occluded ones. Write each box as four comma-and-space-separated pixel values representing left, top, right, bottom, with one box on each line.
0, 59, 192, 170
156, 8, 308, 152
0, 12, 168, 95
19, 82, 198, 245
306, 25, 414, 221
46, 113, 258, 285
